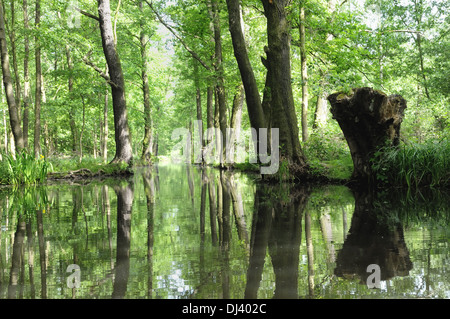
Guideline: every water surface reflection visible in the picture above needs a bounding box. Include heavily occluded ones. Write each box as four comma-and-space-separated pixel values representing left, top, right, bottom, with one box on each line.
0, 165, 448, 298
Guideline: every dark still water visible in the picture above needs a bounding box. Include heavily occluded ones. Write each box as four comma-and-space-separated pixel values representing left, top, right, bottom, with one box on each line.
0, 164, 449, 299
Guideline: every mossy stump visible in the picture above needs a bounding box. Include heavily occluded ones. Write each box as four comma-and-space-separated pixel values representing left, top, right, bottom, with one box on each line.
328, 87, 407, 184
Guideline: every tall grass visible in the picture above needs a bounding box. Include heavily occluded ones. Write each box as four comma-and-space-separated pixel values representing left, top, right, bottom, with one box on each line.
371, 139, 450, 188
0, 152, 52, 185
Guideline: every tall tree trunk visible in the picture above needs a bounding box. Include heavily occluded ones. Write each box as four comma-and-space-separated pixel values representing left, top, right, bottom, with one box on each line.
8, 0, 21, 120
415, 33, 430, 100
140, 0, 152, 163
261, 0, 308, 173
313, 85, 328, 129
65, 45, 78, 153
226, 0, 265, 131
97, 0, 133, 165
103, 82, 108, 163
193, 61, 204, 163
79, 94, 86, 163
227, 0, 308, 177
412, 0, 430, 100
22, 0, 30, 150
227, 83, 244, 163
34, 0, 42, 158
299, 0, 308, 142
0, 0, 23, 152
208, 0, 227, 164
3, 108, 7, 153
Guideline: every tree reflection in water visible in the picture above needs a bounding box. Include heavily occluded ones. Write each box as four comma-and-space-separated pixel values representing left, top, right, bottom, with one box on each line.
0, 166, 448, 299
334, 190, 413, 284
111, 181, 134, 299
245, 184, 310, 299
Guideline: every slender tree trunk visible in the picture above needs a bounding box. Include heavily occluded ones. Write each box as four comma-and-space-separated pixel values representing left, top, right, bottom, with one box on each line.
140, 0, 152, 163
93, 122, 97, 158
226, 0, 265, 131
313, 0, 334, 130
3, 109, 8, 152
227, 83, 244, 163
299, 0, 309, 142
208, 0, 227, 164
206, 86, 214, 133
79, 95, 86, 163
43, 120, 48, 156
103, 82, 108, 163
8, 0, 21, 120
34, 0, 42, 158
415, 33, 430, 100
22, 0, 30, 150
313, 85, 328, 129
0, 0, 23, 152
65, 45, 78, 153
193, 61, 204, 163
97, 0, 133, 165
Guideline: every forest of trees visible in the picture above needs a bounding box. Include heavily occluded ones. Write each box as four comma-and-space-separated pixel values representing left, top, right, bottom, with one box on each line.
0, 0, 448, 184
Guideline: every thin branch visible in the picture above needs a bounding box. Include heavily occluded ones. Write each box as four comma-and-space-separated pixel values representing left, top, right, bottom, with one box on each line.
143, 0, 212, 71
75, 7, 99, 21
361, 29, 423, 35
82, 52, 119, 88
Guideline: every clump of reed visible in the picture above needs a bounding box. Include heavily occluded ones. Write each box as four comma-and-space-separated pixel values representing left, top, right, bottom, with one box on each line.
371, 139, 450, 188
0, 151, 52, 185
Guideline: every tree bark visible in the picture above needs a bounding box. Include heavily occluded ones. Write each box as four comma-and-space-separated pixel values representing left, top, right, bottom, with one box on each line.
193, 60, 204, 163
140, 0, 152, 163
226, 0, 266, 131
227, 0, 308, 177
34, 0, 42, 158
79, 94, 86, 162
299, 0, 308, 142
208, 0, 227, 164
262, 0, 308, 173
8, 0, 21, 121
97, 0, 133, 165
65, 45, 78, 153
0, 0, 23, 152
313, 89, 328, 129
328, 87, 407, 182
103, 82, 108, 163
22, 0, 30, 150
227, 83, 244, 163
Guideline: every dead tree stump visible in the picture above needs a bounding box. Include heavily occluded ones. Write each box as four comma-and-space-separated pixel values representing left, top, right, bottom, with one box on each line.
327, 87, 407, 183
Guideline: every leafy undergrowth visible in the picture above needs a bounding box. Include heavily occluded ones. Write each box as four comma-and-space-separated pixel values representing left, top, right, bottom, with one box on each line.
303, 128, 353, 182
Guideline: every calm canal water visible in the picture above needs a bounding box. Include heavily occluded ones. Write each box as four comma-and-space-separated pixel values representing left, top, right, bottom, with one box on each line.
0, 164, 449, 299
